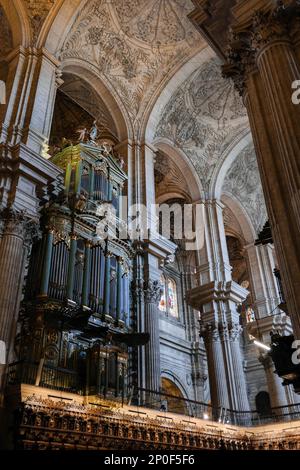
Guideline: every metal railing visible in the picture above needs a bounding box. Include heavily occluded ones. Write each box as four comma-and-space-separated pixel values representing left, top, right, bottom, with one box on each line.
134, 387, 300, 427
7, 362, 300, 427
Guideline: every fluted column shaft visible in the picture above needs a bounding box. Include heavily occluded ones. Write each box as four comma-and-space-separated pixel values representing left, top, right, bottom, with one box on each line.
259, 354, 289, 410
227, 324, 250, 412
144, 280, 161, 393
202, 324, 230, 412
0, 212, 26, 392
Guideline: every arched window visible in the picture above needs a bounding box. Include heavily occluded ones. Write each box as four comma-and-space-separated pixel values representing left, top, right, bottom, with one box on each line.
159, 275, 167, 312
167, 278, 178, 318
159, 275, 179, 319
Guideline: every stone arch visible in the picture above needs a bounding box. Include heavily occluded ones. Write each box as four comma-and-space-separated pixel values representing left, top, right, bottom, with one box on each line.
160, 371, 190, 415
221, 193, 256, 245
60, 60, 131, 141
0, 0, 31, 48
153, 139, 203, 202
161, 370, 189, 399
43, 0, 84, 55
212, 131, 253, 200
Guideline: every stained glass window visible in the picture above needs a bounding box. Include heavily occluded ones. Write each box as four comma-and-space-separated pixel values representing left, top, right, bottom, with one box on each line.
159, 275, 178, 319
167, 278, 178, 318
159, 275, 167, 312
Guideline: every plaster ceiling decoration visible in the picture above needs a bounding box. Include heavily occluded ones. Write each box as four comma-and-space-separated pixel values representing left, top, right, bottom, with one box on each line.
155, 57, 249, 189
60, 0, 201, 124
60, 74, 118, 138
114, 0, 195, 46
222, 143, 268, 234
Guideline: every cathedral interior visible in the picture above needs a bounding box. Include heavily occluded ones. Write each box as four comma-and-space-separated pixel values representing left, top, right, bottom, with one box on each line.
1, 0, 300, 452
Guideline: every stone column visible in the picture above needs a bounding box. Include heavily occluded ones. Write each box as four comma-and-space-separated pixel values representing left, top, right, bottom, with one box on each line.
0, 210, 26, 392
188, 199, 250, 411
202, 323, 230, 412
259, 354, 289, 410
144, 279, 162, 393
224, 2, 300, 338
227, 323, 251, 413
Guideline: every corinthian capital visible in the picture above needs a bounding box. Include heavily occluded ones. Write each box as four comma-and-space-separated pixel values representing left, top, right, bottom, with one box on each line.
1, 208, 27, 238
251, 6, 290, 51
144, 279, 162, 304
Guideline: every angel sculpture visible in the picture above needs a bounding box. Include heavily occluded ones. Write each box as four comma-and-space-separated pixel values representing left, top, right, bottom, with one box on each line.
77, 127, 88, 142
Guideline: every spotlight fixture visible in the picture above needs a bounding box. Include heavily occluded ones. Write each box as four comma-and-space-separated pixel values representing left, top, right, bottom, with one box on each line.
253, 340, 271, 352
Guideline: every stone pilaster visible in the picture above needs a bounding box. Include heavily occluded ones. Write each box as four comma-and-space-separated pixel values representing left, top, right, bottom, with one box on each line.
143, 279, 162, 393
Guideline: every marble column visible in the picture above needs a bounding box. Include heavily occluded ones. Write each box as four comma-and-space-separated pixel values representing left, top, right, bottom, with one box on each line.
259, 354, 289, 411
188, 199, 250, 412
144, 279, 162, 393
202, 323, 230, 413
227, 323, 251, 413
0, 210, 26, 393
224, 2, 300, 338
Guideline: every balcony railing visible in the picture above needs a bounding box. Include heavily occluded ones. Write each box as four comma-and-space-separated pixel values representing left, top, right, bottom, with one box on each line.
7, 362, 300, 427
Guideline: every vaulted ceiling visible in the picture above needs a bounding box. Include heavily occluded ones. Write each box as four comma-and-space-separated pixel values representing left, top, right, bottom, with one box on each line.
2, 0, 268, 235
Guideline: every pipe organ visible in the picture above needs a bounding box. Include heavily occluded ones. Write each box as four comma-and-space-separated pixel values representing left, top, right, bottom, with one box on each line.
17, 143, 135, 399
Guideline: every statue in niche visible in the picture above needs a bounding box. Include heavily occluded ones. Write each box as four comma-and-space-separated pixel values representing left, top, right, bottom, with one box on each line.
246, 307, 256, 323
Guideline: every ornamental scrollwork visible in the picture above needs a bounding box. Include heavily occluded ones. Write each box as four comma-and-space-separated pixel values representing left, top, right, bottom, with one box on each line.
143, 279, 162, 304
